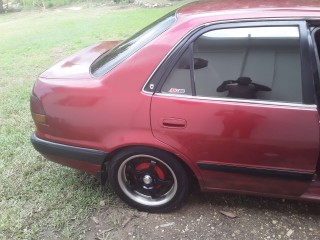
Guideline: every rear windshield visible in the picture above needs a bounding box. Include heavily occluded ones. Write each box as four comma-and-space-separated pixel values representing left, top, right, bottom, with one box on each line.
90, 11, 176, 77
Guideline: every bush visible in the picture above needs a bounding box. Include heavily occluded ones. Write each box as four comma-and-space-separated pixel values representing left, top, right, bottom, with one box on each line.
20, 0, 93, 8
8, 0, 134, 10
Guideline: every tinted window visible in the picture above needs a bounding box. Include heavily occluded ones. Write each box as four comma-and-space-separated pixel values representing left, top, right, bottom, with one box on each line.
161, 48, 193, 95
91, 12, 176, 77
162, 26, 303, 103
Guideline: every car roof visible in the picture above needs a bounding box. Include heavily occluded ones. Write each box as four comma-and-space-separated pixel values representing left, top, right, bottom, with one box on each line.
176, 0, 320, 21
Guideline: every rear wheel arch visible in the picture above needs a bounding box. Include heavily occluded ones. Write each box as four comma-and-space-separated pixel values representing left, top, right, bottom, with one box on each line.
104, 145, 200, 185
105, 145, 199, 212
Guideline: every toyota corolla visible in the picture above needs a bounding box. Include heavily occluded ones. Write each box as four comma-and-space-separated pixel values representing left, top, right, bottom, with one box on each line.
31, 0, 320, 212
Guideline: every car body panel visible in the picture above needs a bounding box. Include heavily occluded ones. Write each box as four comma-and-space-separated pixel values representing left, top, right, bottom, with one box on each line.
40, 41, 120, 79
177, 0, 320, 16
150, 95, 318, 195
31, 0, 320, 203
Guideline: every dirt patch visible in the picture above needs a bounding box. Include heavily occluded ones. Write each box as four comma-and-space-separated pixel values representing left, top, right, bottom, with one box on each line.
84, 189, 320, 240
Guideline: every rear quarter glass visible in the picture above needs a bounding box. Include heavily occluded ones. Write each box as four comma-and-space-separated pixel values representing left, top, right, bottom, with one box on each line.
90, 11, 176, 77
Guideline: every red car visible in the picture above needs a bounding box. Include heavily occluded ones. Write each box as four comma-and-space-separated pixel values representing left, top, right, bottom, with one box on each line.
31, 0, 320, 212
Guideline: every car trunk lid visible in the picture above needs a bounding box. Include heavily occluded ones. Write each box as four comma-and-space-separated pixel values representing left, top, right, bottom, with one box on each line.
40, 41, 121, 79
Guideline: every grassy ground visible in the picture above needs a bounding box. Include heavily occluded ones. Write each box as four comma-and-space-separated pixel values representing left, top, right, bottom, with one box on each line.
0, 3, 188, 239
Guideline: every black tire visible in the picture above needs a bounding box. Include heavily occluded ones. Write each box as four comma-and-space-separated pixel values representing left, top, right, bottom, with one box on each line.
108, 146, 189, 213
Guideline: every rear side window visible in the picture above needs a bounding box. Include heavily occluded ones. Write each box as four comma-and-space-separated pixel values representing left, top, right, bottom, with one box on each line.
90, 12, 176, 77
162, 48, 193, 95
162, 26, 304, 104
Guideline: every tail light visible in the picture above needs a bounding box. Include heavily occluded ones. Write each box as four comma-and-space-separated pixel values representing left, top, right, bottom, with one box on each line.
30, 94, 47, 125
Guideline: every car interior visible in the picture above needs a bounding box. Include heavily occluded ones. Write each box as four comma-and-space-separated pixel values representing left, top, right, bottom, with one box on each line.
162, 26, 303, 103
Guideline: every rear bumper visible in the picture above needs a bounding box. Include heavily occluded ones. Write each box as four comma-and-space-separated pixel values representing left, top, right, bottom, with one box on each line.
31, 133, 108, 174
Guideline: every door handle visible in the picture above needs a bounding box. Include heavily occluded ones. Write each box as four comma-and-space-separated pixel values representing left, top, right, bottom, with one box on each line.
161, 118, 187, 128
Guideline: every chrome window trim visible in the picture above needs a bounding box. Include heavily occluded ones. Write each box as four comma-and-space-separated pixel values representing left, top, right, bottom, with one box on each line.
141, 20, 218, 94
141, 26, 198, 94
154, 92, 317, 109
142, 17, 314, 95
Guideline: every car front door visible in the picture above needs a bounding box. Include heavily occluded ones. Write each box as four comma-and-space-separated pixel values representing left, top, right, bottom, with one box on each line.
149, 21, 319, 196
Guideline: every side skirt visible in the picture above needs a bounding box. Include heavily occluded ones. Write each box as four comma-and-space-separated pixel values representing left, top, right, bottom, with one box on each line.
197, 162, 314, 181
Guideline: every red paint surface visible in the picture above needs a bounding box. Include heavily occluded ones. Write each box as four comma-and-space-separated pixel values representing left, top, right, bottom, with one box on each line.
32, 1, 320, 201
43, 154, 102, 175
178, 0, 320, 16
151, 96, 319, 195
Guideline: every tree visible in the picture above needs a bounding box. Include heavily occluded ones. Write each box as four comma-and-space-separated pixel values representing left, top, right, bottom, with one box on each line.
0, 0, 4, 14
33, 0, 46, 10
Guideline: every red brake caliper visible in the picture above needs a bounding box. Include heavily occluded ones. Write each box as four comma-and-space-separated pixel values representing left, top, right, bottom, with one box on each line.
135, 163, 165, 180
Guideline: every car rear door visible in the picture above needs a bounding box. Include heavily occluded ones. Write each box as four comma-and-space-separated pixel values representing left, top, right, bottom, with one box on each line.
149, 21, 319, 196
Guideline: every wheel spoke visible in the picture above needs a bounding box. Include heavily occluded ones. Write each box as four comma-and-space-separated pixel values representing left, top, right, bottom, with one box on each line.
148, 188, 160, 199
158, 178, 173, 188
126, 163, 136, 175
125, 180, 136, 190
126, 178, 147, 192
135, 170, 147, 179
148, 160, 157, 173
126, 163, 145, 178
117, 154, 180, 208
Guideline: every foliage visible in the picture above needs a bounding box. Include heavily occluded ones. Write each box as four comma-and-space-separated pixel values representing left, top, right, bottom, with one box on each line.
20, 0, 128, 8
0, 0, 4, 13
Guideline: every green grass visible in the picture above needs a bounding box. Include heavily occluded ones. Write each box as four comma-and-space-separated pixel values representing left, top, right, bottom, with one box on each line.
0, 3, 186, 239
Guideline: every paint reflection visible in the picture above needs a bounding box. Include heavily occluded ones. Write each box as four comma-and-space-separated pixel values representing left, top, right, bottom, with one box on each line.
215, 109, 265, 138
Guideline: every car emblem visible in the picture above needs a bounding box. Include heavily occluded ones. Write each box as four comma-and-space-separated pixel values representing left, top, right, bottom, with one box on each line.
169, 88, 185, 94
